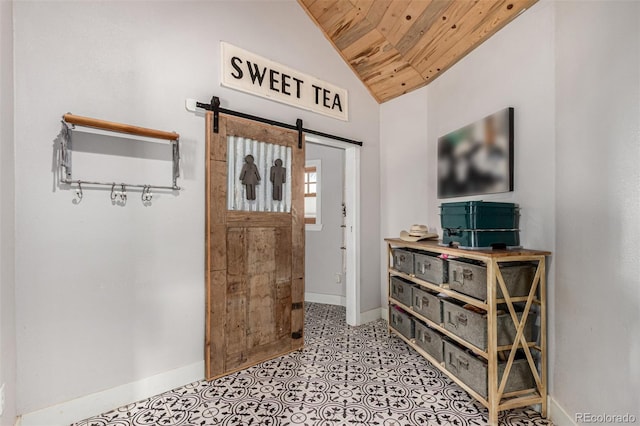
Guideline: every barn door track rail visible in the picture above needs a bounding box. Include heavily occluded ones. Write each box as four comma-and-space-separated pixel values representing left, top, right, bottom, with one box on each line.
59, 113, 181, 203
194, 96, 363, 148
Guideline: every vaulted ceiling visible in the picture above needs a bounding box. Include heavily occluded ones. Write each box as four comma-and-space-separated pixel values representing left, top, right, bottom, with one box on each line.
297, 0, 538, 103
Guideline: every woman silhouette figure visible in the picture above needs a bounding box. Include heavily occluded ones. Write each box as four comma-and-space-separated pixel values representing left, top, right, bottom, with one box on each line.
239, 154, 261, 200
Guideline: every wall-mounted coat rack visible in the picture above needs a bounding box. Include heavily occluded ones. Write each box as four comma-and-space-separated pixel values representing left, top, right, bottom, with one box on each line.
59, 113, 181, 203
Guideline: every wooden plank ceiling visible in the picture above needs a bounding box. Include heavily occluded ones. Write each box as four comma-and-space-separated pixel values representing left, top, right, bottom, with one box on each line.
297, 0, 538, 103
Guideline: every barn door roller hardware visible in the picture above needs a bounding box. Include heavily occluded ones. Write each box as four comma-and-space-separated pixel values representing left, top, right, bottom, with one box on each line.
59, 113, 181, 204
194, 96, 363, 148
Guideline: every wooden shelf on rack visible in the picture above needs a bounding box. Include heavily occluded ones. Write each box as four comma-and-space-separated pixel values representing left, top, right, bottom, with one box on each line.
384, 238, 551, 260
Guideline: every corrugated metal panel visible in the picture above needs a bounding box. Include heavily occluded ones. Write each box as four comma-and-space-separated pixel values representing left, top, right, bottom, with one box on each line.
227, 136, 292, 212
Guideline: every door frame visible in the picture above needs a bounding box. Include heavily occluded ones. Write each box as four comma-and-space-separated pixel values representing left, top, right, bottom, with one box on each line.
306, 135, 361, 326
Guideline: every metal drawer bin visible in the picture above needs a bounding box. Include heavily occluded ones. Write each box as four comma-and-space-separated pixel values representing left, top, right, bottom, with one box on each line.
444, 341, 535, 398
442, 299, 534, 350
414, 252, 448, 284
415, 321, 444, 363
392, 248, 414, 275
449, 260, 536, 301
390, 308, 415, 340
390, 276, 414, 307
411, 286, 441, 323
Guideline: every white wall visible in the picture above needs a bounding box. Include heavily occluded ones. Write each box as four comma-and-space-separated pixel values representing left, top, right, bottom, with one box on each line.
379, 86, 429, 306
555, 0, 640, 418
379, 0, 557, 393
0, 0, 17, 424
305, 143, 345, 300
13, 0, 380, 416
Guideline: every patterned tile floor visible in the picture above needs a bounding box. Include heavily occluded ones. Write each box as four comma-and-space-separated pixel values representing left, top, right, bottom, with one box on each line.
74, 303, 551, 426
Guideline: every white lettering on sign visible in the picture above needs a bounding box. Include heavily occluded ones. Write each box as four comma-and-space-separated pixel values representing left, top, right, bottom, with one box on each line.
221, 42, 348, 121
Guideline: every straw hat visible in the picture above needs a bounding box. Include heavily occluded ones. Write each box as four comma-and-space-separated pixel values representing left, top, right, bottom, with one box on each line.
400, 224, 438, 242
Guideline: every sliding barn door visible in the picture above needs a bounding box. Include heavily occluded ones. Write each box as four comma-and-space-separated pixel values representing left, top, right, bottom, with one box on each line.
205, 112, 305, 380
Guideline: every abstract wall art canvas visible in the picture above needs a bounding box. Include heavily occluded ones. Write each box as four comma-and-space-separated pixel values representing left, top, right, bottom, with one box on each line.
437, 107, 514, 199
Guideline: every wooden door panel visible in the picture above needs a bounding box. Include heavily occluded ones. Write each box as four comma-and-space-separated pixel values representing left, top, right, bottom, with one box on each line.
276, 281, 292, 340
210, 161, 227, 224
226, 119, 294, 146
208, 270, 226, 376
226, 228, 245, 277
247, 272, 277, 348
291, 276, 304, 351
246, 228, 276, 274
210, 225, 226, 272
225, 289, 247, 368
226, 211, 291, 227
275, 226, 292, 284
207, 109, 227, 162
225, 227, 247, 370
290, 120, 304, 277
205, 112, 304, 380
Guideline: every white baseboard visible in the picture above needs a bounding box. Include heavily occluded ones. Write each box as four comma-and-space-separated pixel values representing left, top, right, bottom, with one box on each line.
305, 292, 345, 306
380, 306, 389, 323
549, 396, 576, 426
20, 361, 204, 426
359, 307, 384, 324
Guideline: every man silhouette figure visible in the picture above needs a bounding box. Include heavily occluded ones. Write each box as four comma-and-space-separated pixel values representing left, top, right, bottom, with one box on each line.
270, 159, 286, 201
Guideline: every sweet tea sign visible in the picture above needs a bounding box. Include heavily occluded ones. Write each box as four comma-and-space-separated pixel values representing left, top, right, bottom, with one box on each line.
221, 42, 348, 121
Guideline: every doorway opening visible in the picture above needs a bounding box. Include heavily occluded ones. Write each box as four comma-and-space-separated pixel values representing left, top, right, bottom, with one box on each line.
304, 135, 361, 326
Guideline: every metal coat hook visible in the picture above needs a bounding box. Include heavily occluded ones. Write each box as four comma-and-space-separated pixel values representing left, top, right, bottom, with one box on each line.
142, 186, 153, 203
75, 181, 83, 201
110, 183, 117, 201
120, 184, 127, 202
